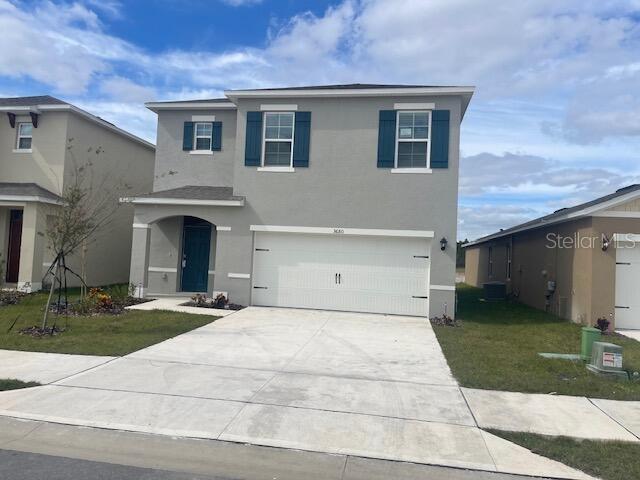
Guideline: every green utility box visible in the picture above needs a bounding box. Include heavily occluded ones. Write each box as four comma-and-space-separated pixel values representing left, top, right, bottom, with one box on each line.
587, 342, 628, 380
581, 327, 601, 361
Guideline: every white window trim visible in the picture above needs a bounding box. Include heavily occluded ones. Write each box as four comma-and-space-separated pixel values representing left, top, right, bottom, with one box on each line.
257, 166, 296, 173
394, 110, 431, 170
391, 168, 432, 174
16, 122, 33, 150
193, 121, 213, 152
261, 112, 295, 169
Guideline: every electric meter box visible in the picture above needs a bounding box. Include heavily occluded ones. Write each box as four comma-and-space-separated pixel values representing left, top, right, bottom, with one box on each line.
587, 342, 628, 380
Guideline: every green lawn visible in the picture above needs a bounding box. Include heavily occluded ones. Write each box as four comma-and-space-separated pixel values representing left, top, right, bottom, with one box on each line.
0, 291, 215, 356
0, 379, 40, 391
491, 430, 640, 480
433, 285, 640, 400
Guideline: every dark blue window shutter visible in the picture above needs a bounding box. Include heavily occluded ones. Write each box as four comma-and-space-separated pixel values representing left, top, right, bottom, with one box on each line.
212, 121, 222, 151
431, 110, 450, 168
377, 110, 396, 168
293, 111, 311, 167
245, 112, 262, 166
182, 122, 194, 151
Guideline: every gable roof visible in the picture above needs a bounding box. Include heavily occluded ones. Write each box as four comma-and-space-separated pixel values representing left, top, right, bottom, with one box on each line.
0, 95, 67, 107
0, 182, 63, 204
466, 184, 640, 247
0, 96, 154, 150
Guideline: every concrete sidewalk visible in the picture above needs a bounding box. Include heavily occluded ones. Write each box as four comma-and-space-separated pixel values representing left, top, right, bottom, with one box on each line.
463, 388, 640, 442
0, 416, 575, 480
0, 350, 114, 384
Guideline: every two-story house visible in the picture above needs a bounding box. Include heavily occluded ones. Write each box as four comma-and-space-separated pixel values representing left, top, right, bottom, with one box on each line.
126, 84, 474, 318
0, 96, 155, 292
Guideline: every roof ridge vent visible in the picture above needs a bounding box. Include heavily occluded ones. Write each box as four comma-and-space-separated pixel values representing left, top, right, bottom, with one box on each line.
553, 207, 569, 213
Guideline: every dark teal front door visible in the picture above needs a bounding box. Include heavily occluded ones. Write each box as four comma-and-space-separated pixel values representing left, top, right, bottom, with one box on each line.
180, 217, 211, 292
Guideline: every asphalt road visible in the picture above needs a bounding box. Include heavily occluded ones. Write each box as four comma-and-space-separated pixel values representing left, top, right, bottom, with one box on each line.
0, 449, 229, 480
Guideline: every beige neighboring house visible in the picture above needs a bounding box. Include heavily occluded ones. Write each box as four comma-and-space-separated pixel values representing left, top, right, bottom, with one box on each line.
0, 95, 155, 292
464, 185, 640, 331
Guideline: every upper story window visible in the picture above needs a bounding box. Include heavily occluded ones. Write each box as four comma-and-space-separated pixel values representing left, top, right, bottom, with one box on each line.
263, 112, 294, 166
16, 122, 33, 150
194, 122, 213, 151
395, 111, 430, 168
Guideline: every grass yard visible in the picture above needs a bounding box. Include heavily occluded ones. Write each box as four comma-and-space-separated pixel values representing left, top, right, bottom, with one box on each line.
0, 291, 215, 356
490, 430, 640, 480
0, 379, 40, 391
433, 285, 640, 400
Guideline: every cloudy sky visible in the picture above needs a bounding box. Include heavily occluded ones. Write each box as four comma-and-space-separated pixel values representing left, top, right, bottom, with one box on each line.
1, 0, 639, 239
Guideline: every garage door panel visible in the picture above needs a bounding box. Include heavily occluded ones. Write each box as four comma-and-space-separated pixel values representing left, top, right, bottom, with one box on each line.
615, 243, 640, 329
252, 232, 430, 316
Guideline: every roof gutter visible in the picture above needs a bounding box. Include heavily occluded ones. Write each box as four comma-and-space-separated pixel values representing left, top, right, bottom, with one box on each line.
145, 101, 237, 113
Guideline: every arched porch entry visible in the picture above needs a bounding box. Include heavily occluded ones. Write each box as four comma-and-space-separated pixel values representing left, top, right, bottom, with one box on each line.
139, 215, 217, 296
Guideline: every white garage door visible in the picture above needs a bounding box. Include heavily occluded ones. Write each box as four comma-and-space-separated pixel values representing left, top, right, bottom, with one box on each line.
615, 242, 640, 329
251, 232, 430, 316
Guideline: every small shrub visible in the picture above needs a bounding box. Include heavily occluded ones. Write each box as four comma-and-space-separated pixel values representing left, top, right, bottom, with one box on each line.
430, 314, 460, 327
595, 317, 610, 333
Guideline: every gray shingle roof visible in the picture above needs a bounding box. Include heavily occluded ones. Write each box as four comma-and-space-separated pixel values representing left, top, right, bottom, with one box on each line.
467, 184, 640, 247
136, 186, 244, 201
0, 182, 62, 202
148, 98, 231, 105
0, 95, 67, 107
242, 83, 464, 91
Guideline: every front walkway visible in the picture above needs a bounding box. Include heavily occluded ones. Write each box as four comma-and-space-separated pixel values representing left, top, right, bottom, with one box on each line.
0, 307, 593, 479
126, 297, 237, 317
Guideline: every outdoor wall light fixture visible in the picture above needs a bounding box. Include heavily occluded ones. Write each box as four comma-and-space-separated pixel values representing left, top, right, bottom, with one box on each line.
602, 235, 610, 251
440, 237, 448, 251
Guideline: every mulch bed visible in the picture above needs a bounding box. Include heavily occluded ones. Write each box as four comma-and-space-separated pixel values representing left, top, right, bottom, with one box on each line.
183, 301, 245, 311
0, 291, 28, 307
18, 325, 65, 337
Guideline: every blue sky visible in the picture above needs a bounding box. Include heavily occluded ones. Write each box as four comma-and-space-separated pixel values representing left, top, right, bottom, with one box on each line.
1, 0, 640, 239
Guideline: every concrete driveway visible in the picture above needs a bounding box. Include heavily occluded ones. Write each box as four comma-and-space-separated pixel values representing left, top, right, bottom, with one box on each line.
0, 307, 592, 479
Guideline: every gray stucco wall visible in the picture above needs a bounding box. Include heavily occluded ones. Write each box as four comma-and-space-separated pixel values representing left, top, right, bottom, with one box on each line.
137, 93, 463, 316
154, 109, 237, 191
0, 111, 68, 195
60, 112, 155, 287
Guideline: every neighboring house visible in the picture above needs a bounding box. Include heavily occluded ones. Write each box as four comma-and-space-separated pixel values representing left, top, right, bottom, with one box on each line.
464, 185, 640, 330
0, 96, 155, 292
126, 84, 474, 318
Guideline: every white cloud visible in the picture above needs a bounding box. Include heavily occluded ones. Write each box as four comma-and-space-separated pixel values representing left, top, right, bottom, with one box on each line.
220, 0, 262, 6
99, 77, 156, 103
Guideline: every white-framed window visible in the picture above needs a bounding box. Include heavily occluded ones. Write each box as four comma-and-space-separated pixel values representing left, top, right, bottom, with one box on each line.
194, 122, 213, 151
395, 111, 431, 168
16, 123, 33, 150
506, 244, 512, 280
262, 112, 294, 167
